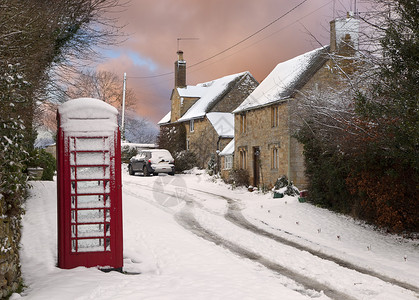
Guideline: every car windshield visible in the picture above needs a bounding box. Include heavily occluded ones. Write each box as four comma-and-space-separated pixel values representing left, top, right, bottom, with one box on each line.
150, 150, 173, 162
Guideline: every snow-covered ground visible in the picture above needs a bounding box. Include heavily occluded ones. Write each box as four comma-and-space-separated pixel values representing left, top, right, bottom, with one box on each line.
13, 167, 419, 299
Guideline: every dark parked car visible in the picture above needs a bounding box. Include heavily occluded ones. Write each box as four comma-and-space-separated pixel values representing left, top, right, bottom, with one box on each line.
128, 149, 175, 176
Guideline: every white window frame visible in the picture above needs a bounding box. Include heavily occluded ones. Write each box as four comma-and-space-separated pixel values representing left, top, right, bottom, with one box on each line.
190, 119, 194, 132
186, 138, 190, 150
224, 155, 233, 170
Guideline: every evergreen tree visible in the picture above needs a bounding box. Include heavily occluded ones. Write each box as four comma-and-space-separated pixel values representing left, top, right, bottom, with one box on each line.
351, 0, 419, 231
296, 0, 418, 232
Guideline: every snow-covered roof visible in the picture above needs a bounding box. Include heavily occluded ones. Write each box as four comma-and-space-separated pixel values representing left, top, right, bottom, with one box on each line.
233, 47, 329, 113
58, 98, 118, 132
177, 86, 207, 98
178, 71, 249, 121
206, 112, 234, 138
158, 111, 171, 125
220, 139, 234, 156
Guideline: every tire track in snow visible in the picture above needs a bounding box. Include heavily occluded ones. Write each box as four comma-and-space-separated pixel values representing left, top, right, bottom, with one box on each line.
175, 202, 354, 300
124, 179, 419, 297
124, 180, 351, 299
191, 188, 419, 295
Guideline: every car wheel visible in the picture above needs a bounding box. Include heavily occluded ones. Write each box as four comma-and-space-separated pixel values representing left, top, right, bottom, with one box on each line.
143, 166, 150, 176
128, 165, 134, 175
153, 172, 158, 176
168, 172, 174, 176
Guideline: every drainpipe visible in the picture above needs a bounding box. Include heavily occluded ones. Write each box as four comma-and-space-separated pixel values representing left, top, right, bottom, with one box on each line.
217, 136, 222, 174
287, 99, 291, 180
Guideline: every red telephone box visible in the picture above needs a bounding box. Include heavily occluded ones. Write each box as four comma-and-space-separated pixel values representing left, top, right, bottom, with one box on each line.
57, 98, 123, 270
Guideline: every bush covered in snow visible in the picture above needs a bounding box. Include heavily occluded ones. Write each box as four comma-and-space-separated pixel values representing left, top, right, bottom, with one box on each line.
207, 153, 217, 176
174, 150, 198, 173
0, 118, 29, 215
225, 169, 250, 187
273, 175, 299, 197
27, 149, 56, 181
121, 145, 138, 164
0, 64, 31, 216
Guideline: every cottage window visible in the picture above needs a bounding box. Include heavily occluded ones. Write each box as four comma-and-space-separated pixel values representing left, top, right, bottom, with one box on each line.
239, 150, 247, 169
186, 138, 190, 150
271, 147, 279, 169
190, 120, 194, 132
271, 106, 279, 127
224, 155, 233, 170
240, 113, 246, 133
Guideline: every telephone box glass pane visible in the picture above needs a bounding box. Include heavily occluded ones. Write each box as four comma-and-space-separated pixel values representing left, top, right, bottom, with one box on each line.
72, 180, 110, 194
70, 138, 109, 151
71, 152, 110, 165
77, 209, 108, 223
76, 195, 110, 208
71, 166, 110, 180
77, 238, 105, 252
77, 224, 109, 237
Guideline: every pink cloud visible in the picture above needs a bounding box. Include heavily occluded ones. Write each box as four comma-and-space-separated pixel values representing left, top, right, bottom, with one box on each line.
98, 0, 355, 123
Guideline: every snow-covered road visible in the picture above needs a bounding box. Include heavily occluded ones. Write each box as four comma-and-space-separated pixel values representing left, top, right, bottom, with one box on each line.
14, 167, 419, 299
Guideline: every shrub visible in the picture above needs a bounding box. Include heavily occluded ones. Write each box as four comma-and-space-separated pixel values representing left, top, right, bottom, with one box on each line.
174, 150, 198, 173
207, 154, 217, 176
273, 175, 299, 196
0, 118, 29, 216
157, 124, 186, 154
121, 145, 138, 163
225, 169, 249, 187
27, 149, 56, 181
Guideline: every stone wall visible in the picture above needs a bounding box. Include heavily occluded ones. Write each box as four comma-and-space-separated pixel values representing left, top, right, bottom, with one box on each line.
0, 204, 22, 298
186, 118, 221, 169
234, 102, 292, 188
170, 89, 181, 122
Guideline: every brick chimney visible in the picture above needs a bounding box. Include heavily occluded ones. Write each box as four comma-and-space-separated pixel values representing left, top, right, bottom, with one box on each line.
330, 12, 359, 55
174, 50, 186, 88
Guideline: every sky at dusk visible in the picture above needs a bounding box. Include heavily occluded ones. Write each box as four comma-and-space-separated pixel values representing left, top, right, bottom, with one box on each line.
96, 0, 361, 124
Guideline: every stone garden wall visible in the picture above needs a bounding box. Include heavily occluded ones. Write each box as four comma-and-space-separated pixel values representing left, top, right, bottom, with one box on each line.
0, 201, 22, 298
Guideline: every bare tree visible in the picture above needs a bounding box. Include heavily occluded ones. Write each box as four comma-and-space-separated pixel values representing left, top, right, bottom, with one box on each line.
123, 113, 158, 144
66, 69, 136, 109
1, 0, 127, 143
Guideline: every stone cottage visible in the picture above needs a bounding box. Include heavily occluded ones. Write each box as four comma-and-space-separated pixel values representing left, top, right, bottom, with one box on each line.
228, 14, 360, 189
158, 51, 258, 168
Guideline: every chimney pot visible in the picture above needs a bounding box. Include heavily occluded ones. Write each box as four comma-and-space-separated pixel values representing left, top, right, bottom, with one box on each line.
177, 50, 184, 61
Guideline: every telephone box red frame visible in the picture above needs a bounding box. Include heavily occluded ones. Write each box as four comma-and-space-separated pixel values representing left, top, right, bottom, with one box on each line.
57, 98, 123, 270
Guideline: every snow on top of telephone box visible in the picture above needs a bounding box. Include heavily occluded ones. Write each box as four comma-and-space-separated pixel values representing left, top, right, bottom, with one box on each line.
58, 98, 118, 133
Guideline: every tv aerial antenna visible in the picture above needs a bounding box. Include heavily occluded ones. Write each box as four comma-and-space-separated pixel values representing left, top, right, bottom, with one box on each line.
177, 37, 199, 51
